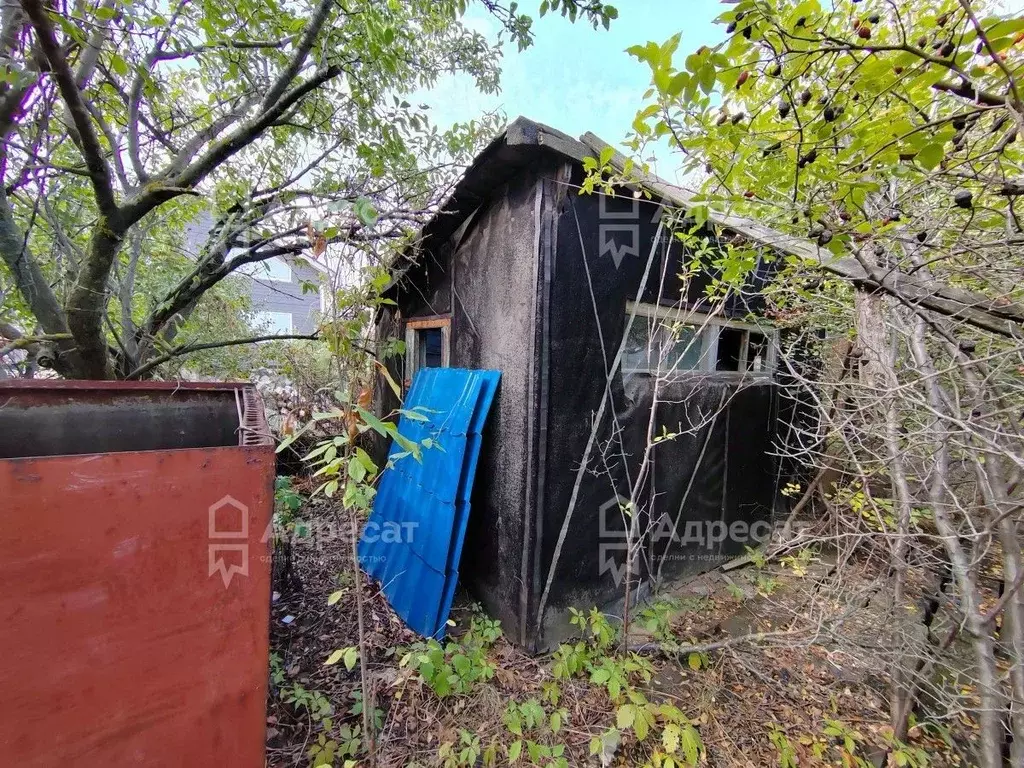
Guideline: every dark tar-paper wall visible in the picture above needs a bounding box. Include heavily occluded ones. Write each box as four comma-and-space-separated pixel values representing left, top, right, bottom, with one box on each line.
383, 158, 784, 651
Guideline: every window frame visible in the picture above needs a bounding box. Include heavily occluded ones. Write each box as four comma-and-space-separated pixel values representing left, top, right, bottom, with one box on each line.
623, 301, 777, 376
404, 315, 451, 387
262, 256, 293, 282
252, 310, 294, 335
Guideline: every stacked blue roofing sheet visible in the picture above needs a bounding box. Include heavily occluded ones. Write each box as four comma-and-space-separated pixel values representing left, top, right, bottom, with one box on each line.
357, 368, 500, 638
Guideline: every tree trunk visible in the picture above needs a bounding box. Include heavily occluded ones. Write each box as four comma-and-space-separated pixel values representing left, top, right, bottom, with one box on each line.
65, 223, 124, 379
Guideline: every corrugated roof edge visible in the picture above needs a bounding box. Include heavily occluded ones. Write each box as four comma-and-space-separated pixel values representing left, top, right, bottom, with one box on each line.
385, 114, 836, 295
384, 116, 1022, 336
578, 131, 1024, 337
382, 116, 581, 296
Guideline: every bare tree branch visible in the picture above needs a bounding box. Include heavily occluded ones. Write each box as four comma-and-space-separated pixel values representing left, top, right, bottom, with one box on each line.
125, 332, 319, 380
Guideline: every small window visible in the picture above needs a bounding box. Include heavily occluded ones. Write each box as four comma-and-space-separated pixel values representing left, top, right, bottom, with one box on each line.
240, 256, 292, 282
716, 328, 772, 372
264, 257, 292, 282
253, 310, 293, 334
405, 316, 450, 385
417, 327, 444, 369
624, 316, 708, 373
624, 302, 775, 375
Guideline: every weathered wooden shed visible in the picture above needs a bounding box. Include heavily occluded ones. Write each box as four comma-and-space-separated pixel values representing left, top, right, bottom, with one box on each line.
379, 117, 798, 650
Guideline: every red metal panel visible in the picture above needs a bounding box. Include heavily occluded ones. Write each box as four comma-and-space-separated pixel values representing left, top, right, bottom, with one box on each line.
0, 445, 274, 767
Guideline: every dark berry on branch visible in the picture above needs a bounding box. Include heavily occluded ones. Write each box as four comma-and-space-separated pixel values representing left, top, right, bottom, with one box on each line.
798, 148, 818, 168
954, 189, 973, 209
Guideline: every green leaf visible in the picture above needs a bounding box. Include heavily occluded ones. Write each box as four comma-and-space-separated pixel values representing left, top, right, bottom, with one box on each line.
324, 648, 348, 666
355, 448, 378, 478
343, 647, 359, 671
666, 72, 689, 97
397, 407, 429, 421
508, 740, 522, 762
616, 703, 636, 729
983, 17, 1024, 40
916, 143, 943, 170
377, 363, 402, 398
356, 406, 390, 436
348, 456, 366, 482
354, 197, 379, 227
698, 64, 716, 95
110, 54, 130, 76
633, 706, 651, 741
327, 590, 344, 606
680, 725, 702, 765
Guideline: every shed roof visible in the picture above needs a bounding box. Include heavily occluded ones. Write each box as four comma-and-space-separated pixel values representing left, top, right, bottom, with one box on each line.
404, 115, 828, 266
392, 116, 1021, 337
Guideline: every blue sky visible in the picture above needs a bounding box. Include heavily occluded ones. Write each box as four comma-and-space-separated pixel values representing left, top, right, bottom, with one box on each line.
421, 0, 725, 182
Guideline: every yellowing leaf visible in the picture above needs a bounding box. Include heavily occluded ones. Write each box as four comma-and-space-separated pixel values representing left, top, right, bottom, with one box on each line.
663, 722, 682, 753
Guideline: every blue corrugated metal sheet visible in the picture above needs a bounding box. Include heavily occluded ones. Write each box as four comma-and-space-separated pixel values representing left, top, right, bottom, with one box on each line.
358, 368, 500, 638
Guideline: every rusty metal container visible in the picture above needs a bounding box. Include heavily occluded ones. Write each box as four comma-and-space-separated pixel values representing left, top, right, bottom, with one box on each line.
0, 380, 274, 767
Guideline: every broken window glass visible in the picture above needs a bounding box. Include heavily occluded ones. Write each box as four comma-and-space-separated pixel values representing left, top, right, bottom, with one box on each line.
746, 331, 770, 373
716, 327, 744, 371
624, 303, 775, 375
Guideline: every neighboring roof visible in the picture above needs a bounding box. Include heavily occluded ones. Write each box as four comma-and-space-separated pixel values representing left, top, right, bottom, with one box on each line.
393, 116, 1022, 337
